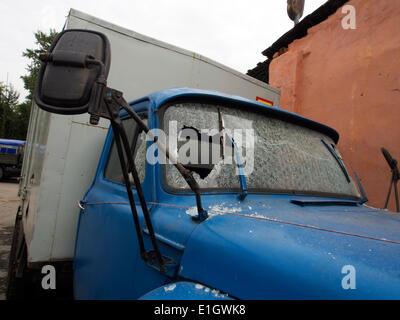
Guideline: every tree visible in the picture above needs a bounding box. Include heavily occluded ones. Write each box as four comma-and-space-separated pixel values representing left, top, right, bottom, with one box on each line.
0, 30, 57, 140
21, 29, 58, 106
7, 29, 59, 139
11, 101, 31, 139
0, 82, 20, 139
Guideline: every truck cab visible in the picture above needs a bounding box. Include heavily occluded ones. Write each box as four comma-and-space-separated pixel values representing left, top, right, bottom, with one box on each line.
73, 88, 400, 299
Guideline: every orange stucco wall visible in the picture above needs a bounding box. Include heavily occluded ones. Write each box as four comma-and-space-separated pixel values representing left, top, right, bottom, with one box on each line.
269, 0, 400, 210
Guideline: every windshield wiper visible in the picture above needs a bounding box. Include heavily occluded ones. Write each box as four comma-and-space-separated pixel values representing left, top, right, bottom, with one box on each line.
218, 108, 248, 200
321, 139, 351, 183
320, 139, 368, 205
227, 134, 248, 200
346, 161, 368, 204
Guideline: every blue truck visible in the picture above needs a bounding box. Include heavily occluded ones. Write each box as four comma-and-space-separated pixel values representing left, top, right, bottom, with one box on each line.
0, 139, 25, 180
6, 24, 400, 300
72, 88, 400, 300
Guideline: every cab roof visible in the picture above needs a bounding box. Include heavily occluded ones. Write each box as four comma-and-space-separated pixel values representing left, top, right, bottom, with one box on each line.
129, 87, 339, 143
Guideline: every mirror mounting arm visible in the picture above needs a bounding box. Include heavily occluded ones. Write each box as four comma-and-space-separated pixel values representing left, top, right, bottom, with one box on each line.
112, 92, 208, 222
94, 87, 166, 272
97, 88, 208, 222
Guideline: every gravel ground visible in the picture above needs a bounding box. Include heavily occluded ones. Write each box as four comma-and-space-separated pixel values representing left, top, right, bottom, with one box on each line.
0, 179, 19, 300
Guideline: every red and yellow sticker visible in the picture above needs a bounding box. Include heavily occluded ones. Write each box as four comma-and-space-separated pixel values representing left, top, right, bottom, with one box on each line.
256, 97, 274, 106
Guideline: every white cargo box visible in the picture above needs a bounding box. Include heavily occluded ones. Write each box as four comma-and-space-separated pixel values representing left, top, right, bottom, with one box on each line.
19, 8, 280, 265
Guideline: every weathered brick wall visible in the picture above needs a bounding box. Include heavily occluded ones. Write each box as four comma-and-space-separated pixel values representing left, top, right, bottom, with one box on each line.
269, 0, 400, 210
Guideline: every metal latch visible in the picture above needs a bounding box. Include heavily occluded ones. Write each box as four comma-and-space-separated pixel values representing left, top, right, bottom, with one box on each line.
78, 200, 87, 213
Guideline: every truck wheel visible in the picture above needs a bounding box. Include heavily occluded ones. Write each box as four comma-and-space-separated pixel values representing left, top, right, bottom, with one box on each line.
5, 207, 35, 299
6, 206, 74, 300
6, 207, 24, 299
0, 166, 4, 180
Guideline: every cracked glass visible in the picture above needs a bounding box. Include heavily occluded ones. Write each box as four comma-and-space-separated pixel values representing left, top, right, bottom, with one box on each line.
162, 102, 360, 198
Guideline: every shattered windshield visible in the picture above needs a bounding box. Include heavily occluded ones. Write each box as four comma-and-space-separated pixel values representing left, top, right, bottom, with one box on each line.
161, 102, 360, 198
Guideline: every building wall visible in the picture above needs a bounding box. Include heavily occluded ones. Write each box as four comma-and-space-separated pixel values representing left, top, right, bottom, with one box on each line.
269, 0, 400, 210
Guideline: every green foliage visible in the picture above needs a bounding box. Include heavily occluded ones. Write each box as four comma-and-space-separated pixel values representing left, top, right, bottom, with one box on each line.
21, 29, 58, 106
0, 82, 21, 139
1, 29, 58, 140
0, 29, 58, 140
11, 102, 31, 139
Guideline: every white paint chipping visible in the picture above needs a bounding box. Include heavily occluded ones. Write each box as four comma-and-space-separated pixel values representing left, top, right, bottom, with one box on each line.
211, 289, 227, 298
186, 203, 243, 218
363, 204, 380, 210
185, 207, 198, 217
164, 284, 177, 292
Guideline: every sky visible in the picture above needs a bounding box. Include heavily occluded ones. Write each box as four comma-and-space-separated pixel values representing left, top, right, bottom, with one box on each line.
0, 0, 327, 102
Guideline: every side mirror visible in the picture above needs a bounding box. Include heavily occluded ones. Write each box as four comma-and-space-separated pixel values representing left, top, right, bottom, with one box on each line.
34, 29, 111, 115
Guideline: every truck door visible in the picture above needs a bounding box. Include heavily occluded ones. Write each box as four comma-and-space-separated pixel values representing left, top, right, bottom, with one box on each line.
73, 103, 167, 299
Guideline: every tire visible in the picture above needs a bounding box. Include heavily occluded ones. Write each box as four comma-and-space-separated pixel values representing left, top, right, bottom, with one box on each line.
5, 206, 28, 299
0, 166, 4, 180
6, 207, 74, 300
6, 206, 46, 300
6, 207, 44, 300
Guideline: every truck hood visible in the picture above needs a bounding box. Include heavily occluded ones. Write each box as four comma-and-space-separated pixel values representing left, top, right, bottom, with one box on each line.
178, 197, 400, 299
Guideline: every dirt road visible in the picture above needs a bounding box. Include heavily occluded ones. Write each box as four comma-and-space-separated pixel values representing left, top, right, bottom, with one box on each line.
0, 180, 19, 300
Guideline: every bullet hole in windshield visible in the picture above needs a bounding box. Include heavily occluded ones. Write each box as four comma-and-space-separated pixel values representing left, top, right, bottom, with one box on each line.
178, 125, 219, 180
185, 166, 213, 179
